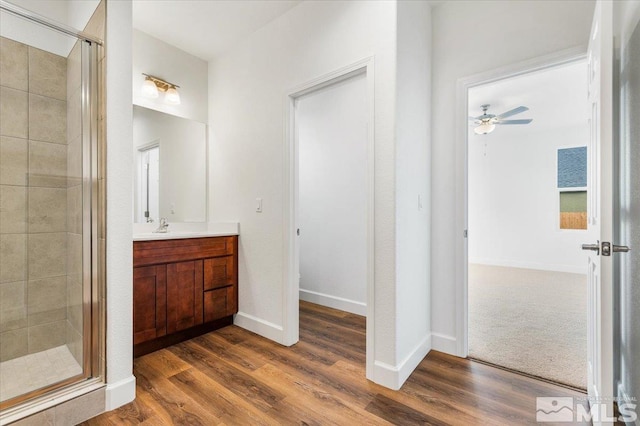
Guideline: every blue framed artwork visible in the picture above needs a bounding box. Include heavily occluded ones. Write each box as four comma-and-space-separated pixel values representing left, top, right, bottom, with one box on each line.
557, 146, 587, 188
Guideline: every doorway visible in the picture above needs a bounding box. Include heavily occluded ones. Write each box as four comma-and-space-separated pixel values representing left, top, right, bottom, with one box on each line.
284, 59, 375, 378
466, 60, 592, 389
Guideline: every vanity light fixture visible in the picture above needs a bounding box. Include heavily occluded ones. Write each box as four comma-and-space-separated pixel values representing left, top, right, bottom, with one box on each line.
141, 73, 181, 105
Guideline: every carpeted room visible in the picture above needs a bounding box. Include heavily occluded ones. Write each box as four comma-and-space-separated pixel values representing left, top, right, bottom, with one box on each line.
466, 60, 594, 390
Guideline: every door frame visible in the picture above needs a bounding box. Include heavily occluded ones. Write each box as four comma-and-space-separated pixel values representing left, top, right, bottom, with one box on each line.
283, 57, 375, 379
454, 46, 588, 358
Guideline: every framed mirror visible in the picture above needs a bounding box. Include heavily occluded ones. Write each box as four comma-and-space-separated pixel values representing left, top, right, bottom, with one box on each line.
133, 105, 207, 223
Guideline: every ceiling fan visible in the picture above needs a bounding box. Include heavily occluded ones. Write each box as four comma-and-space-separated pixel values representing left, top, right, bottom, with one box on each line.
469, 104, 533, 135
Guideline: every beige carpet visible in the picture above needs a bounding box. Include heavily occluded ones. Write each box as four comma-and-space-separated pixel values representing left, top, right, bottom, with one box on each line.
468, 264, 587, 389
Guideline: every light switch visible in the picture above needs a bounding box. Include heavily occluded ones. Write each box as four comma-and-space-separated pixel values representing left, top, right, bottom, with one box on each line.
418, 194, 423, 211
256, 198, 263, 213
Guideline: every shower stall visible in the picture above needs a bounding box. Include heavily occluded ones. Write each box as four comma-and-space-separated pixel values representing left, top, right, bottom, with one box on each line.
0, 0, 104, 413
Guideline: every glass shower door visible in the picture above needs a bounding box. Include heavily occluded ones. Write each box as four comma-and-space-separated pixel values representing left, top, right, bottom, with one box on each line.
0, 1, 101, 409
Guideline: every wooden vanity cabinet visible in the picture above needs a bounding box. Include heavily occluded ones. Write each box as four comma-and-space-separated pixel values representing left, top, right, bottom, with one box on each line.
133, 236, 238, 356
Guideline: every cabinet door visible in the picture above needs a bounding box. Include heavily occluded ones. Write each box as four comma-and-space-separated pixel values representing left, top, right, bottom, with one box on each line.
166, 260, 203, 333
204, 286, 237, 322
204, 256, 235, 290
133, 265, 167, 345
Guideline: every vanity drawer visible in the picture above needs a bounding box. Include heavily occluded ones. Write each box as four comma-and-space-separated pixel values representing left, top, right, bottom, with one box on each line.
134, 236, 236, 267
204, 286, 237, 322
204, 256, 235, 290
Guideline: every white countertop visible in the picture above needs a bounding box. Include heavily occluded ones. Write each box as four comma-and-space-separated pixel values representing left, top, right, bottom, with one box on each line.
133, 222, 239, 241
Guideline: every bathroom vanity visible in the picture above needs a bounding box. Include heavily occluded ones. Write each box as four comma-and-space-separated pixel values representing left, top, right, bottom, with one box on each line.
132, 234, 238, 357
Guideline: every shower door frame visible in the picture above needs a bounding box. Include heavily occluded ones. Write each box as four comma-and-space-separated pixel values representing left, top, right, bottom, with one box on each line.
0, 0, 105, 417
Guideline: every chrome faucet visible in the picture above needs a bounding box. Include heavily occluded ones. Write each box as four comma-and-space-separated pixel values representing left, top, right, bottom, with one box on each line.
154, 217, 169, 233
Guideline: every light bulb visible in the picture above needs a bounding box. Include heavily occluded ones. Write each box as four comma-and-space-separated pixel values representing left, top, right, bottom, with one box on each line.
474, 122, 495, 135
165, 86, 181, 105
142, 78, 159, 99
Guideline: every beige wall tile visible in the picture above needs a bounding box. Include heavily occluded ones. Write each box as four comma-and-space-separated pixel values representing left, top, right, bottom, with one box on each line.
66, 321, 83, 365
0, 185, 27, 233
28, 140, 67, 188
27, 233, 66, 279
66, 42, 82, 100
67, 184, 82, 234
67, 87, 82, 143
66, 233, 82, 277
66, 273, 83, 330
29, 94, 66, 144
28, 47, 66, 101
54, 387, 105, 425
0, 281, 27, 332
0, 327, 27, 361
0, 37, 28, 91
0, 86, 28, 138
0, 234, 26, 283
27, 276, 66, 326
28, 187, 67, 233
28, 320, 65, 353
83, 1, 106, 42
0, 136, 28, 185
67, 136, 82, 184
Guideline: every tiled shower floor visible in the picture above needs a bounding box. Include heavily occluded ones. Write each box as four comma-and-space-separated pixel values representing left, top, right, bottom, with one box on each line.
0, 345, 82, 402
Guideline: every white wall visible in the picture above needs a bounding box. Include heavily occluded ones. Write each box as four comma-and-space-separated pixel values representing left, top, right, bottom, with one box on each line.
132, 106, 207, 223
104, 0, 135, 410
132, 29, 208, 123
297, 73, 368, 316
394, 0, 432, 385
431, 0, 595, 352
614, 0, 640, 413
468, 125, 595, 273
208, 0, 401, 384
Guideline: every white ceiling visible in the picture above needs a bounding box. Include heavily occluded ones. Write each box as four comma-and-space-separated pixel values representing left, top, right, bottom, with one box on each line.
132, 0, 301, 61
468, 60, 589, 135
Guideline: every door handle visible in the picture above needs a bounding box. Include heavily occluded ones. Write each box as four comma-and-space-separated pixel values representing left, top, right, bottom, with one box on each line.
582, 242, 600, 255
612, 244, 631, 253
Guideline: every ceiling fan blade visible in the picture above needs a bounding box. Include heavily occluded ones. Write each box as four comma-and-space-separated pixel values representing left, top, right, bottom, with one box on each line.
496, 106, 529, 119
496, 119, 533, 125
468, 116, 481, 121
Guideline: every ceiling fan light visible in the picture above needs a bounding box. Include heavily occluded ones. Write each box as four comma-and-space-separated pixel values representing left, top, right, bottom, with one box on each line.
474, 122, 495, 135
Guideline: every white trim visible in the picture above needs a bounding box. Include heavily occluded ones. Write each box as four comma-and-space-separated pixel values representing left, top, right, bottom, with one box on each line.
468, 258, 586, 274
233, 312, 285, 345
455, 46, 589, 359
431, 333, 457, 355
299, 289, 367, 316
283, 57, 376, 377
373, 334, 431, 390
104, 375, 136, 411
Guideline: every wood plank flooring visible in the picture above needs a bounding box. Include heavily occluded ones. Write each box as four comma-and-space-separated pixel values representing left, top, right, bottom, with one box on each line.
82, 302, 588, 425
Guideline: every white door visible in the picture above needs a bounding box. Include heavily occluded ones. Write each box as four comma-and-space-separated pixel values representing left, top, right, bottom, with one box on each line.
583, 0, 616, 419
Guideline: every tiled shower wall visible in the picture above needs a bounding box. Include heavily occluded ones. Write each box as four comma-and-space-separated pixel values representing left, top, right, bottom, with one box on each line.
0, 36, 75, 362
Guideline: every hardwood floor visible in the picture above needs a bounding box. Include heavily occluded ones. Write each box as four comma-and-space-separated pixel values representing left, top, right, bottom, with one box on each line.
82, 301, 588, 425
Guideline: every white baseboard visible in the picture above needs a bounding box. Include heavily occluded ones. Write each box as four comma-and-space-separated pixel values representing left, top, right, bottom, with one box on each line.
105, 375, 136, 411
431, 332, 458, 355
469, 258, 585, 274
372, 334, 431, 390
616, 381, 639, 425
234, 311, 285, 345
299, 289, 366, 315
